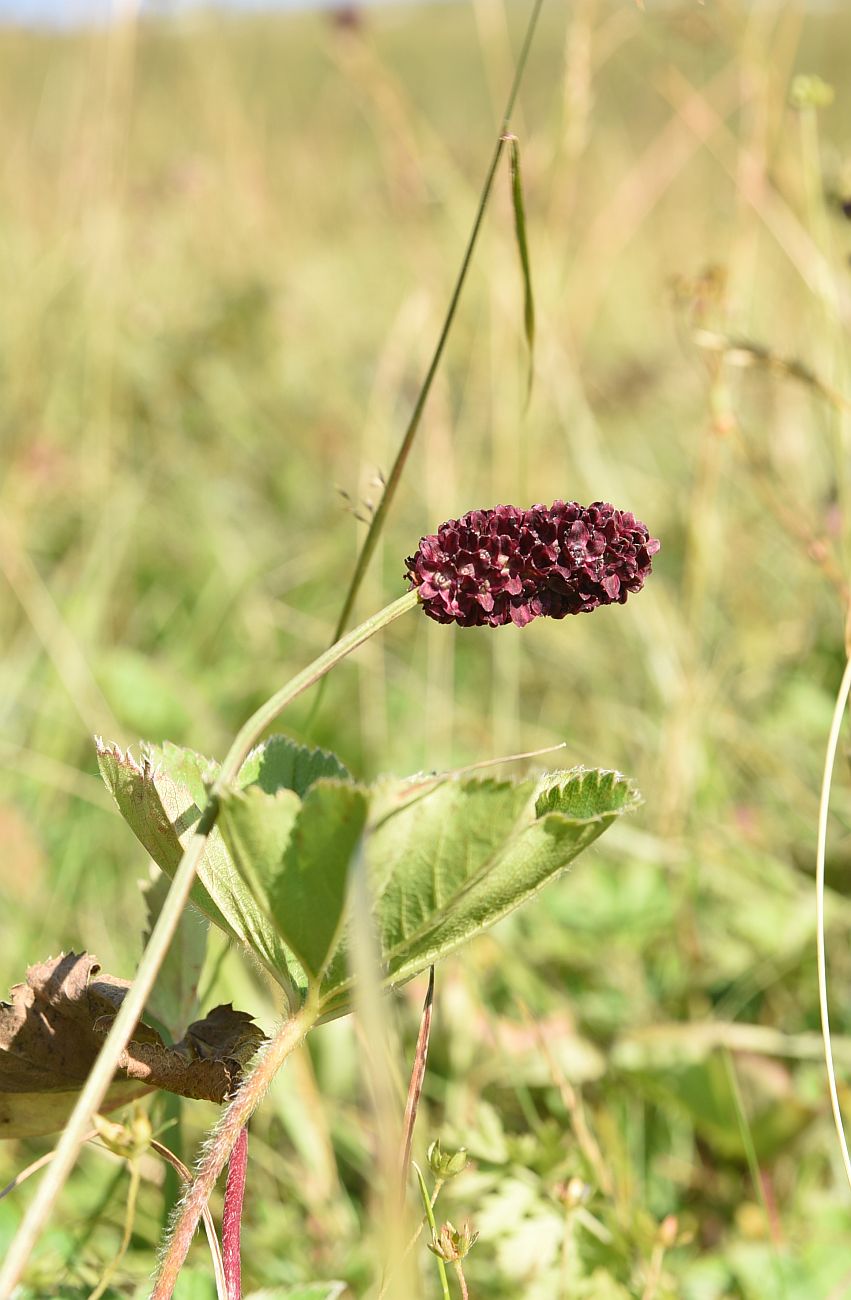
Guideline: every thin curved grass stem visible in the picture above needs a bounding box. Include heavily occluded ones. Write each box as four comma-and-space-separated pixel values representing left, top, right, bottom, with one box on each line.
398, 966, 435, 1192
0, 1131, 97, 1202
307, 0, 547, 733
87, 1159, 141, 1300
816, 653, 851, 1193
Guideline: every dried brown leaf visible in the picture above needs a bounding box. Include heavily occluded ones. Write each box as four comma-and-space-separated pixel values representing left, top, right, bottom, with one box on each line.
0, 952, 265, 1138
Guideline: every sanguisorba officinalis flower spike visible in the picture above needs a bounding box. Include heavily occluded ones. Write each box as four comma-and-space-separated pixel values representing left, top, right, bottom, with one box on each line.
406, 501, 660, 628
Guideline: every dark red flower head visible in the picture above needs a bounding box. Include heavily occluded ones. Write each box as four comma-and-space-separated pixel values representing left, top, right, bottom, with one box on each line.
405, 501, 660, 628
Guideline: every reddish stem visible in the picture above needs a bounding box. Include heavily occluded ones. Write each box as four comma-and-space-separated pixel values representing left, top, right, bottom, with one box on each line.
222, 1125, 249, 1300
399, 966, 435, 1192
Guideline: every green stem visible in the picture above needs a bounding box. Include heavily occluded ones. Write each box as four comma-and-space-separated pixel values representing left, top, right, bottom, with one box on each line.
0, 589, 419, 1300
152, 996, 319, 1299
87, 1158, 141, 1300
309, 0, 546, 726
377, 1177, 444, 1300
413, 1162, 450, 1300
218, 590, 417, 787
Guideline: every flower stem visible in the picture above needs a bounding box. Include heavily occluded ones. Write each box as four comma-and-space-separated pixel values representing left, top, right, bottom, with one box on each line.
413, 1162, 450, 1300
0, 590, 418, 1299
153, 998, 319, 1300
453, 1261, 470, 1300
222, 1127, 249, 1300
216, 589, 418, 789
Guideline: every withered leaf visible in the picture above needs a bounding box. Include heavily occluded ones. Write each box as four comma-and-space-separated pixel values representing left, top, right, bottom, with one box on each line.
0, 952, 265, 1138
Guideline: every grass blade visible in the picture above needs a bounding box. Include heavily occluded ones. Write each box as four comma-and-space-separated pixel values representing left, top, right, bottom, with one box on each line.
816, 653, 851, 1194
506, 133, 536, 401
398, 966, 435, 1192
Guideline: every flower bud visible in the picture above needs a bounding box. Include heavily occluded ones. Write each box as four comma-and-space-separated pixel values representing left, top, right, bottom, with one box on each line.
406, 501, 659, 629
427, 1139, 469, 1180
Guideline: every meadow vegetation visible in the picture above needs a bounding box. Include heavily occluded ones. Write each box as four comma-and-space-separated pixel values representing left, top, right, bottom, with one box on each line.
1, 1, 851, 1296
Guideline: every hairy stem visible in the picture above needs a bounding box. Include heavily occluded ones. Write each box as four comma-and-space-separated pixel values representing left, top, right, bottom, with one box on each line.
0, 590, 418, 1299
149, 1140, 227, 1300
153, 999, 318, 1300
222, 1127, 249, 1300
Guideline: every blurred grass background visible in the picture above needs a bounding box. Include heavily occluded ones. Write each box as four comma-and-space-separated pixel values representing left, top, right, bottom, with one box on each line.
2, 0, 851, 1296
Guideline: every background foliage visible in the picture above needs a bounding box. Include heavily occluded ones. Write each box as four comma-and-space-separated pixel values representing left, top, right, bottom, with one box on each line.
2, 1, 851, 1296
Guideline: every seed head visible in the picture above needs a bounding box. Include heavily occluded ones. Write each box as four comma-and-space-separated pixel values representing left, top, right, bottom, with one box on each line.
427, 1220, 479, 1263
405, 501, 660, 629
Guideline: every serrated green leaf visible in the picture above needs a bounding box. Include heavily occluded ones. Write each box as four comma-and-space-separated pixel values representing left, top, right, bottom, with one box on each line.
216, 786, 301, 911
238, 734, 350, 797
534, 768, 634, 820
220, 780, 368, 980
101, 734, 637, 1023
319, 767, 639, 1017
96, 739, 294, 990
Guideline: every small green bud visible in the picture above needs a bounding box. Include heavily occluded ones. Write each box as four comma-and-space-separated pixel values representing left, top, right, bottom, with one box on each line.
427, 1220, 479, 1264
427, 1139, 469, 1179
789, 74, 835, 111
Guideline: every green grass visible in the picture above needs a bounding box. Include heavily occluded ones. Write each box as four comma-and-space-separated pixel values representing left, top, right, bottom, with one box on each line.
2, 1, 851, 1296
